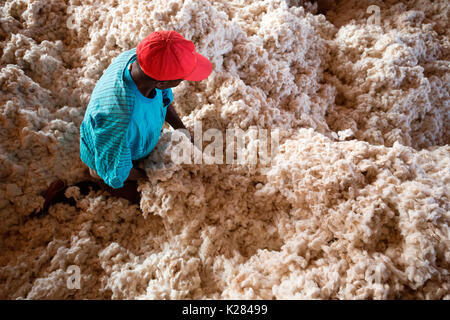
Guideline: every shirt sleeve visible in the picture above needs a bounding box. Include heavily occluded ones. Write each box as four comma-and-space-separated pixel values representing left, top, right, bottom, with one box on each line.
162, 88, 174, 107
90, 107, 133, 189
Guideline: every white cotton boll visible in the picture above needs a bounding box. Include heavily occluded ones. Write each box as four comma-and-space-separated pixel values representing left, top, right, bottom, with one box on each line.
337, 129, 354, 141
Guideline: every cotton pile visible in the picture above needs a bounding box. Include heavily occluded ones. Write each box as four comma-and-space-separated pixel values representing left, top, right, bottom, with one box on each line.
0, 0, 448, 299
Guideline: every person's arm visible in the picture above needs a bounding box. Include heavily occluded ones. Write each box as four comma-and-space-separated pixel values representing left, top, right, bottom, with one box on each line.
162, 89, 194, 143
165, 104, 186, 130
165, 104, 195, 144
91, 107, 135, 189
162, 88, 185, 130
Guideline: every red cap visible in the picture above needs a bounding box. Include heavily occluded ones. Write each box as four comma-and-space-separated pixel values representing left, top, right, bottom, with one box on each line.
136, 30, 212, 81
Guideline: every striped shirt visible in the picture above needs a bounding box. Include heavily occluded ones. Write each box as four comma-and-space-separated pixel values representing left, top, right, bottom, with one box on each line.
80, 48, 173, 188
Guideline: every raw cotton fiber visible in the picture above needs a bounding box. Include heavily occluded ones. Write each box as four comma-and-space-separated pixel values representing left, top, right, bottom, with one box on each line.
0, 0, 449, 299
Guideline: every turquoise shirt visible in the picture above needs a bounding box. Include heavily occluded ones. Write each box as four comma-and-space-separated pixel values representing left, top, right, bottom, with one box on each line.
80, 48, 173, 188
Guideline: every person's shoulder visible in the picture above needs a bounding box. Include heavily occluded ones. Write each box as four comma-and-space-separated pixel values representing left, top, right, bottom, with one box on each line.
88, 79, 135, 119
91, 51, 137, 105
90, 78, 134, 106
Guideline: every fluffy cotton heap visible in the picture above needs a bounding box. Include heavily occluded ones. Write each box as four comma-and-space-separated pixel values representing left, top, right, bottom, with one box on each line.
0, 0, 448, 299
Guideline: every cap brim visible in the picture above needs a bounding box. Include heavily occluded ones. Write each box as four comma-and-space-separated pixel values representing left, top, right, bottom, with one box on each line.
183, 52, 212, 81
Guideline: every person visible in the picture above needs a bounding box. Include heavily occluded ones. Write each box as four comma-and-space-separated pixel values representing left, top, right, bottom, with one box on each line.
36, 30, 212, 215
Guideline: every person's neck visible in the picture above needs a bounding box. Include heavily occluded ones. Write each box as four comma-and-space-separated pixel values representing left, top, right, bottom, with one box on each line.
129, 61, 156, 98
